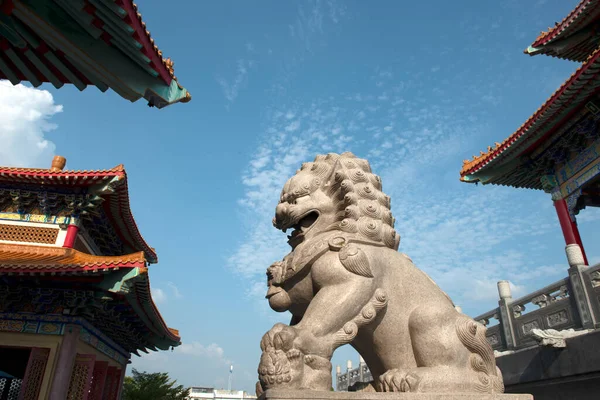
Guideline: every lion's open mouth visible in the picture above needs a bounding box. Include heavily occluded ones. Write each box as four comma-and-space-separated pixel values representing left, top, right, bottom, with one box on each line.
286, 211, 319, 247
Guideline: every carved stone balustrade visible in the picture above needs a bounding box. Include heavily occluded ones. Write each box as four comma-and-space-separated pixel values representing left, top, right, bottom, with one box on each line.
474, 310, 503, 351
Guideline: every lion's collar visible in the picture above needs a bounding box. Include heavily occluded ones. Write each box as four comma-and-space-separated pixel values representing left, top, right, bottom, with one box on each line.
280, 231, 386, 282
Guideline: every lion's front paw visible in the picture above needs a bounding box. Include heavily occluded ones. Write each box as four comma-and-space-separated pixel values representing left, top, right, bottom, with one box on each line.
400, 372, 420, 392
379, 369, 403, 392
258, 325, 305, 392
261, 324, 298, 353
258, 348, 298, 389
379, 369, 421, 392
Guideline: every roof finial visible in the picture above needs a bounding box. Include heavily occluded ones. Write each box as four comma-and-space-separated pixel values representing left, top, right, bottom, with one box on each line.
50, 155, 66, 172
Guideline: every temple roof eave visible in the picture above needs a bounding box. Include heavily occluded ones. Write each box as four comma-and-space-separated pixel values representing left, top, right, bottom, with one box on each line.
0, 243, 180, 350
460, 172, 546, 190
460, 44, 600, 181
103, 267, 181, 349
1, 0, 191, 108
0, 243, 146, 272
0, 164, 158, 263
528, 0, 600, 61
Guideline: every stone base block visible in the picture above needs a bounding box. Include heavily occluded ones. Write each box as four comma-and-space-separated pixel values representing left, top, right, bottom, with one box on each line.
259, 389, 533, 400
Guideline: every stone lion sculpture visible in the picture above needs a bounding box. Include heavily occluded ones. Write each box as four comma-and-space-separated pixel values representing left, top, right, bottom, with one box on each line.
256, 152, 504, 394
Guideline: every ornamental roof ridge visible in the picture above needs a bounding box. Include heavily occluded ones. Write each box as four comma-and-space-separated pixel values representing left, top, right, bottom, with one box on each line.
530, 0, 596, 48
126, 1, 191, 102
0, 164, 125, 177
460, 44, 600, 180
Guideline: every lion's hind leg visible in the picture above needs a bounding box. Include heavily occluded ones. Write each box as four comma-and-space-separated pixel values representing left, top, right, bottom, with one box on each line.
386, 304, 502, 393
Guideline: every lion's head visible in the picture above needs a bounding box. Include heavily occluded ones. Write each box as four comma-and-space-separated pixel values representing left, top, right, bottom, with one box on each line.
273, 152, 400, 251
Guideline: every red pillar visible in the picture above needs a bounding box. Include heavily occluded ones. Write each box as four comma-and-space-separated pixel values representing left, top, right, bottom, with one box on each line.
115, 367, 126, 400
104, 367, 119, 400
554, 199, 577, 244
63, 224, 79, 248
49, 325, 80, 400
554, 198, 589, 265
89, 361, 109, 400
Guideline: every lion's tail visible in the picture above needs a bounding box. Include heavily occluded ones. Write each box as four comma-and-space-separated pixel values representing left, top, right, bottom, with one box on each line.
456, 314, 505, 393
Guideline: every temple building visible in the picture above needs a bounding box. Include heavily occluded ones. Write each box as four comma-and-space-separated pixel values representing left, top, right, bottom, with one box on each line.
0, 156, 180, 399
0, 0, 190, 108
460, 0, 600, 268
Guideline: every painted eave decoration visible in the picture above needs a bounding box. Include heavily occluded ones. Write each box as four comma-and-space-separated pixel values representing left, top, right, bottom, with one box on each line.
525, 0, 600, 62
460, 45, 600, 186
0, 164, 158, 263
0, 0, 191, 108
0, 242, 181, 352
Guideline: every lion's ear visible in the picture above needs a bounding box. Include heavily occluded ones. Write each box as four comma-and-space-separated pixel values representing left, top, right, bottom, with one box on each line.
339, 244, 373, 278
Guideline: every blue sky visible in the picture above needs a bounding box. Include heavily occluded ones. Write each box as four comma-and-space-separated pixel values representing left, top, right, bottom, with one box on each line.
2, 0, 600, 393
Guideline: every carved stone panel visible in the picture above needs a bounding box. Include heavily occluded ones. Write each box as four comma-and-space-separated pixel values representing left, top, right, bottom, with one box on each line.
547, 309, 569, 328
487, 334, 499, 346
522, 320, 540, 335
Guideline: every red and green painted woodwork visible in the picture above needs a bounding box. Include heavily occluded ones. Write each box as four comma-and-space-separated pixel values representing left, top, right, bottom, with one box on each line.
0, 0, 190, 108
0, 313, 130, 366
98, 266, 181, 352
540, 133, 600, 217
0, 265, 180, 354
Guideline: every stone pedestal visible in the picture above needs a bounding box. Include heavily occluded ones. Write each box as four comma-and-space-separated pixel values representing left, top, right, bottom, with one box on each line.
259, 389, 533, 400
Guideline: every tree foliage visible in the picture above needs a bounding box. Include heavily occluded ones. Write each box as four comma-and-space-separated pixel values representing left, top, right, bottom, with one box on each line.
123, 368, 188, 400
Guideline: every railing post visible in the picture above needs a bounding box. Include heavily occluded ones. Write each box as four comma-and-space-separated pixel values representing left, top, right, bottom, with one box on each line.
335, 365, 341, 391
358, 356, 365, 383
497, 281, 517, 349
346, 360, 352, 390
566, 244, 596, 329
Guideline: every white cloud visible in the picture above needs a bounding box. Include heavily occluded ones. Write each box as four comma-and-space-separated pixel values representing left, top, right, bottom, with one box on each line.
217, 59, 255, 105
177, 342, 230, 365
167, 282, 183, 299
289, 0, 346, 51
151, 287, 167, 304
0, 81, 62, 167
151, 282, 182, 303
577, 207, 600, 223
285, 120, 301, 132
129, 341, 242, 389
